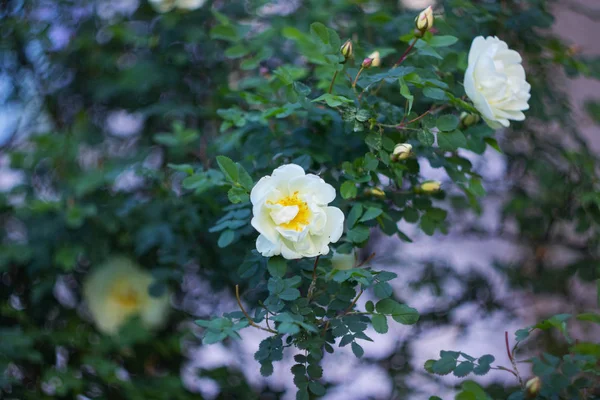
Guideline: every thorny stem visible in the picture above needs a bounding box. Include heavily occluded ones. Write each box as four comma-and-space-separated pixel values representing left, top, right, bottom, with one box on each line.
356, 252, 376, 268
235, 285, 278, 334
307, 256, 320, 300
505, 331, 525, 389
328, 70, 339, 94
344, 290, 364, 315
373, 37, 419, 96
352, 66, 365, 89
378, 104, 449, 130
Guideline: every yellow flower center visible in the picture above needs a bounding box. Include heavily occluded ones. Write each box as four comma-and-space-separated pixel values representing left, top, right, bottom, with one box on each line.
270, 191, 311, 231
109, 281, 144, 311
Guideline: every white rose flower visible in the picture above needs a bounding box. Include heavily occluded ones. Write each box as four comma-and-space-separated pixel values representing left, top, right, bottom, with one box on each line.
250, 164, 345, 260
464, 36, 531, 129
83, 257, 170, 335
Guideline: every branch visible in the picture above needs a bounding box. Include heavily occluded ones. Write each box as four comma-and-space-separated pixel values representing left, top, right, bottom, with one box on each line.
505, 331, 524, 388
235, 285, 277, 334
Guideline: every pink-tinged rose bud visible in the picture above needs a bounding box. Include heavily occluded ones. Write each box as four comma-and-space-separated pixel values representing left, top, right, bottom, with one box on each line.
362, 57, 374, 68
415, 6, 434, 32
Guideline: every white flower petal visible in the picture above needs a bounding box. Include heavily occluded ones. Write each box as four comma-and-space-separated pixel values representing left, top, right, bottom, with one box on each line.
288, 174, 336, 205
464, 36, 529, 129
269, 204, 299, 225
256, 234, 280, 257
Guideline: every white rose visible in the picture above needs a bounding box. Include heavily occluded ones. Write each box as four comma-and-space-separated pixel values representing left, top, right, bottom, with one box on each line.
250, 164, 345, 260
83, 257, 170, 335
464, 36, 531, 129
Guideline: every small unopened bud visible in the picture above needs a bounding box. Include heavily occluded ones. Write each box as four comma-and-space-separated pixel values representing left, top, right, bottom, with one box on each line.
392, 143, 412, 161
364, 187, 385, 198
525, 377, 541, 398
340, 39, 353, 61
367, 51, 381, 67
331, 249, 356, 270
460, 112, 480, 127
415, 6, 434, 33
361, 57, 374, 69
420, 180, 441, 193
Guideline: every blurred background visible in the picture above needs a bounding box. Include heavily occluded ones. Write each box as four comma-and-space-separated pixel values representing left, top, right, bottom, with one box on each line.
1, 0, 599, 399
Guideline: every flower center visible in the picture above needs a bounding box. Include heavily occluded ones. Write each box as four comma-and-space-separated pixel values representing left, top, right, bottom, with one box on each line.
270, 191, 311, 231
109, 281, 142, 311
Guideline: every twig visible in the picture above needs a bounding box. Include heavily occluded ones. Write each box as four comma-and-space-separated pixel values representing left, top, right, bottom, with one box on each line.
505, 331, 524, 388
373, 37, 419, 96
321, 320, 330, 337
344, 289, 364, 315
235, 285, 277, 334
307, 256, 320, 300
356, 252, 376, 268
328, 70, 339, 94
352, 66, 365, 89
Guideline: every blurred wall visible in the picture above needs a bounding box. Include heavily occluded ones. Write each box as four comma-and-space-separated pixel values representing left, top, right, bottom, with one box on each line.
553, 0, 600, 151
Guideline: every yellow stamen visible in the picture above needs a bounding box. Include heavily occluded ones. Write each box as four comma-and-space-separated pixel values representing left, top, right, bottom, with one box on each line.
270, 191, 311, 231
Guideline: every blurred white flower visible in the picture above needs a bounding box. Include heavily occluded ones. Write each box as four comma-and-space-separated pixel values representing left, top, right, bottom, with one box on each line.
367, 51, 381, 67
464, 36, 531, 129
148, 0, 206, 13
176, 0, 206, 10
250, 164, 344, 260
106, 110, 144, 137
83, 257, 170, 335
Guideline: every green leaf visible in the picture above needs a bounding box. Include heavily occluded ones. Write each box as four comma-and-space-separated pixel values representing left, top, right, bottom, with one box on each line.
477, 354, 495, 366
308, 381, 326, 396
365, 300, 375, 313
453, 362, 474, 377
216, 155, 239, 183
373, 282, 393, 299
312, 94, 353, 107
279, 288, 301, 301
437, 130, 467, 151
217, 230, 235, 248
371, 314, 388, 334
437, 115, 459, 132
375, 299, 419, 324
260, 362, 274, 377
346, 204, 363, 229
365, 134, 382, 151
310, 22, 329, 46
307, 364, 323, 379
341, 181, 357, 199
484, 137, 503, 153
237, 164, 254, 191
347, 225, 370, 243
418, 129, 435, 146
228, 187, 249, 203
432, 356, 457, 375
351, 342, 364, 358
423, 87, 447, 100
359, 207, 383, 222
428, 35, 459, 47
399, 78, 414, 115
267, 257, 287, 278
